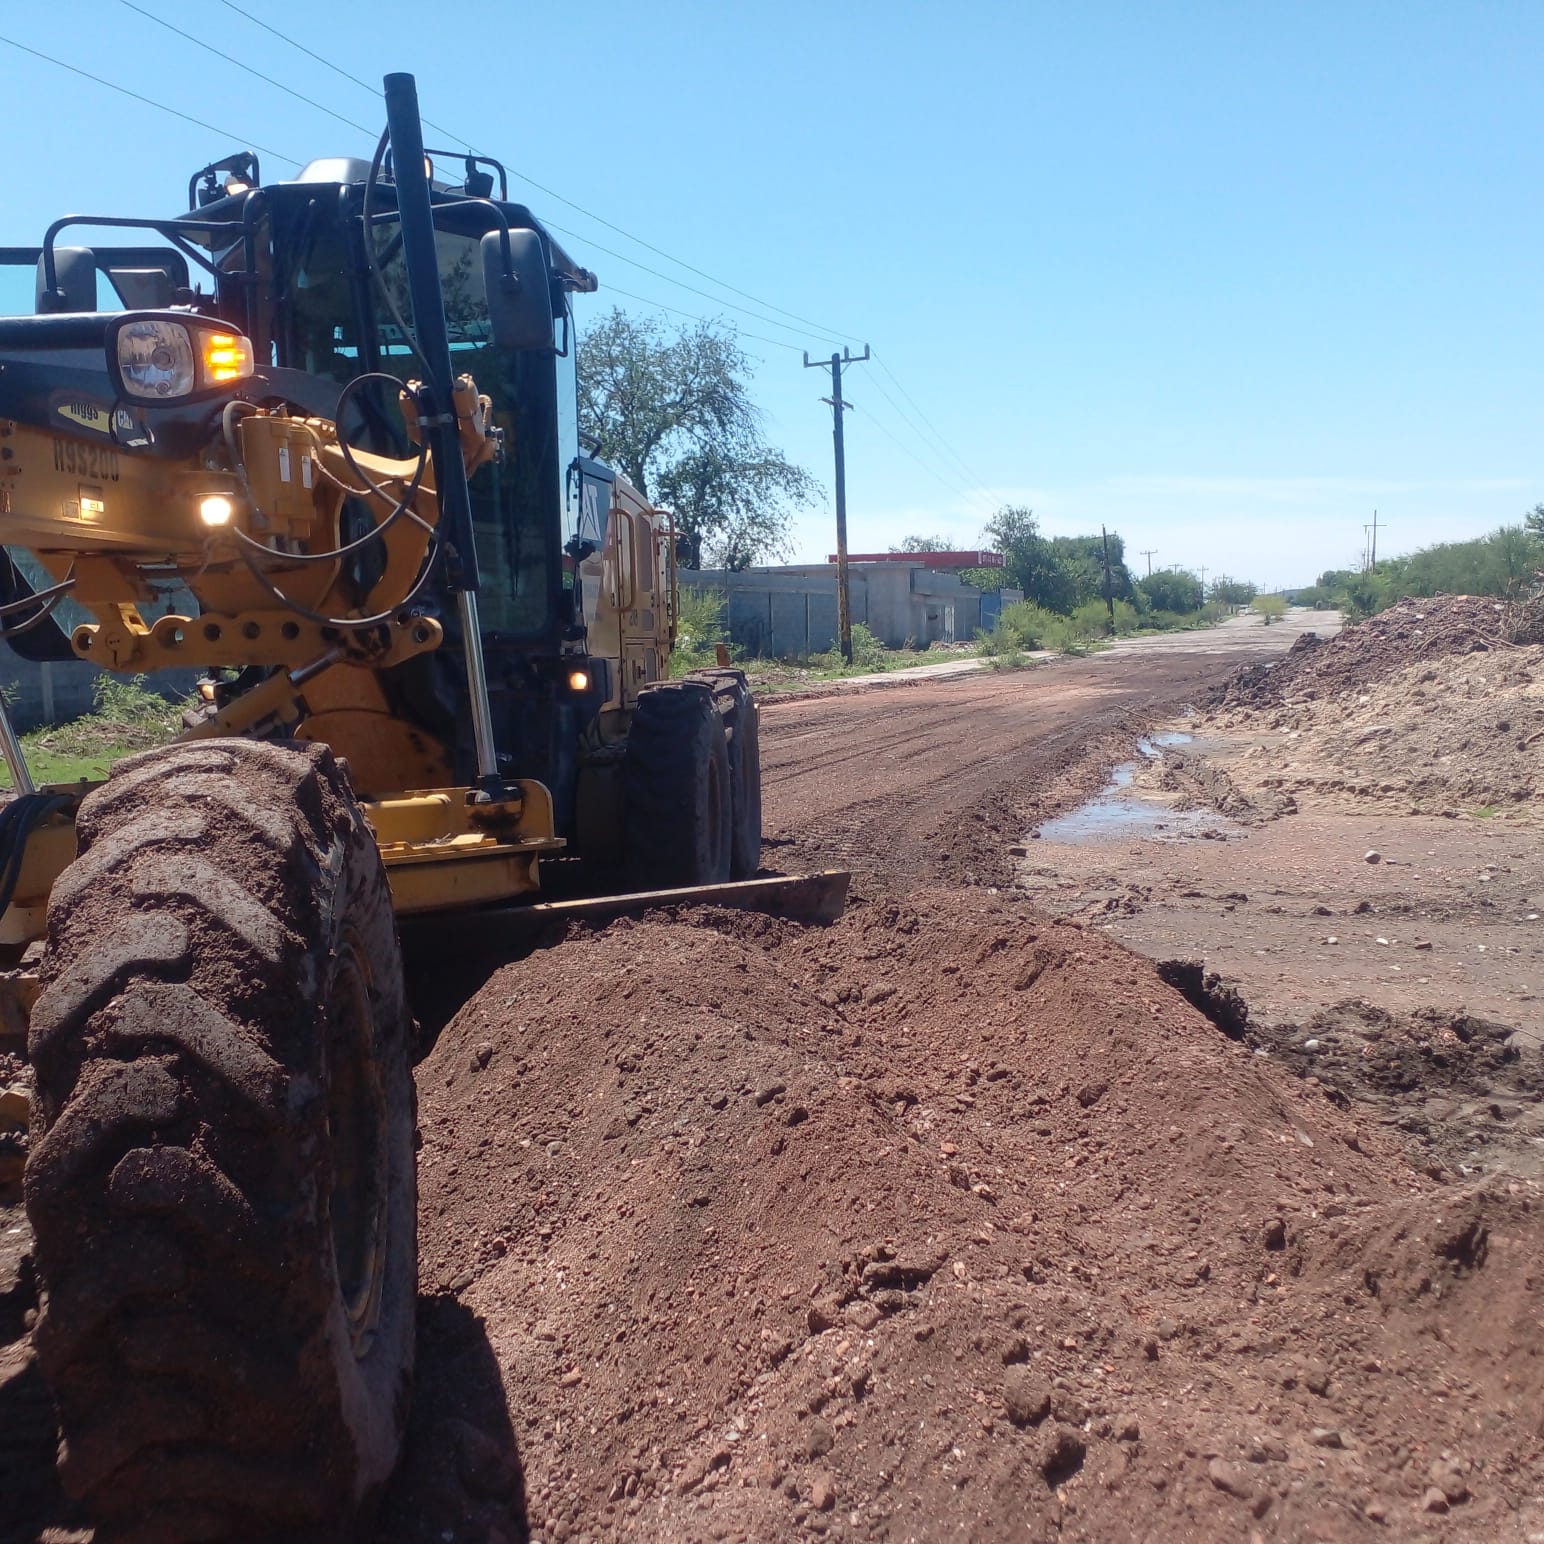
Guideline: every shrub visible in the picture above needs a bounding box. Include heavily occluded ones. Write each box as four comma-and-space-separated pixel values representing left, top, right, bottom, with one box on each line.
1071, 600, 1114, 637
812, 622, 888, 671
1253, 594, 1289, 625
670, 585, 729, 676
989, 601, 1103, 655
42, 673, 189, 755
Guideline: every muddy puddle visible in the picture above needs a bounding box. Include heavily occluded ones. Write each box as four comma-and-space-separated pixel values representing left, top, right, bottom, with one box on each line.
1033, 730, 1234, 843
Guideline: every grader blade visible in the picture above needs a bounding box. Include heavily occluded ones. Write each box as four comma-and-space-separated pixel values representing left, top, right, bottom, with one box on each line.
402, 869, 850, 965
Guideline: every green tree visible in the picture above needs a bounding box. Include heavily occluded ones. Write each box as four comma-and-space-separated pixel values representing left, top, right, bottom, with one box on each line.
1046, 532, 1136, 606
1136, 567, 1204, 613
890, 534, 953, 552
982, 506, 1080, 612
656, 445, 818, 570
578, 309, 820, 568
1209, 576, 1257, 608
1525, 503, 1543, 536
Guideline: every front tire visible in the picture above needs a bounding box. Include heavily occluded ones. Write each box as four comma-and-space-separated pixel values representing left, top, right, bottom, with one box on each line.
25, 738, 416, 1543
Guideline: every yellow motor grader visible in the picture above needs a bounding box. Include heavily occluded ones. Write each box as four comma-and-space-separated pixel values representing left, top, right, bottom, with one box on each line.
0, 74, 842, 1541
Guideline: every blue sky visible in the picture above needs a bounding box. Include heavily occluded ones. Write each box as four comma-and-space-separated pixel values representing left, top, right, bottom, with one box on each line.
2, 1, 1539, 588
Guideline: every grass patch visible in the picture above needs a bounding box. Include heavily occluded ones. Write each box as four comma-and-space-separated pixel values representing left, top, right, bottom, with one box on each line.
1469, 805, 1500, 820
1, 674, 191, 790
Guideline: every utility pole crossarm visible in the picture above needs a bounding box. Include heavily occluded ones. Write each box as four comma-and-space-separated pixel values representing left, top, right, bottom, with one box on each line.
804, 346, 872, 665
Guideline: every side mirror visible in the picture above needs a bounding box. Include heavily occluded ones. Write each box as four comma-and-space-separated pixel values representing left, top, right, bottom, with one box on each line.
36, 247, 99, 314
480, 228, 556, 350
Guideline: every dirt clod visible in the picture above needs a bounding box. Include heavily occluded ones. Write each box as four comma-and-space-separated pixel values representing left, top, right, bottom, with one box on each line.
1003, 1366, 1052, 1427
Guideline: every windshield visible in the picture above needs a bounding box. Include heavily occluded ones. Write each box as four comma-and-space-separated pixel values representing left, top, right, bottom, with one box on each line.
279, 200, 572, 640
376, 228, 566, 638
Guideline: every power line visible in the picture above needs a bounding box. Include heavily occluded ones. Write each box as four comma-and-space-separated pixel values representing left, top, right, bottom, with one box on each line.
216, 0, 382, 104
539, 217, 846, 350
600, 285, 807, 355
134, 0, 855, 353
849, 392, 986, 510
213, 3, 864, 346
118, 0, 375, 138
66, 1, 989, 517
872, 353, 987, 490
860, 366, 994, 517
0, 32, 302, 166
130, 0, 985, 506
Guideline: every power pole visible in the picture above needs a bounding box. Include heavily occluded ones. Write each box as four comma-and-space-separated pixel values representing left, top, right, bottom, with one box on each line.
1363, 510, 1382, 572
1198, 564, 1208, 601
804, 346, 870, 663
1100, 526, 1116, 632
1139, 549, 1157, 577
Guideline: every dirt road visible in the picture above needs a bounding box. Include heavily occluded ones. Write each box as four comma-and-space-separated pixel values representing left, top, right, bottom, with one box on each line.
761, 612, 1336, 889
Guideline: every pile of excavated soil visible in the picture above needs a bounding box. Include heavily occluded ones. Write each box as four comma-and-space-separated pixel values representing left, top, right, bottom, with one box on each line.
1216, 595, 1516, 710
1208, 596, 1544, 813
1213, 641, 1544, 813
1251, 1000, 1544, 1179
382, 889, 1544, 1543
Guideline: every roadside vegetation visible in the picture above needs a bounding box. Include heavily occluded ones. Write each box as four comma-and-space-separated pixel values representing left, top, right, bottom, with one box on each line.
0, 674, 190, 788
1297, 512, 1543, 619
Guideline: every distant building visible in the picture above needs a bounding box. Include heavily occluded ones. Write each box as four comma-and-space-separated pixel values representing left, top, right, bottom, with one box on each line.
689, 560, 1021, 657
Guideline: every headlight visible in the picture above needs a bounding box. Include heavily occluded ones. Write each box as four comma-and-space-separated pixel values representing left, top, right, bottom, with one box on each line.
116, 319, 196, 399
108, 314, 255, 404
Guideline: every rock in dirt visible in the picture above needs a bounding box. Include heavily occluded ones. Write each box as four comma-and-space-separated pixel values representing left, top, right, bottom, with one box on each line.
1428, 1456, 1470, 1504
1207, 1457, 1253, 1499
805, 1419, 835, 1460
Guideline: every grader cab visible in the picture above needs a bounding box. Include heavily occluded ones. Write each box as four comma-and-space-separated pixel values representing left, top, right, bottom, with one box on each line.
0, 74, 843, 1540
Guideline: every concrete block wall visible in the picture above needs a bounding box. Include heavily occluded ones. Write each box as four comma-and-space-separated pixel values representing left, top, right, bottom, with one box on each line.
0, 657, 200, 732
692, 564, 1020, 656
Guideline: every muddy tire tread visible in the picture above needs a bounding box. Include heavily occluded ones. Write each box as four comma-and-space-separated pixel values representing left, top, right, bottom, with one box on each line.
24, 738, 415, 1543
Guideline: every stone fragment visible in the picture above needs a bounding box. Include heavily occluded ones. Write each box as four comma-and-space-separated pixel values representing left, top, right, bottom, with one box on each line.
1207, 1457, 1252, 1499
1427, 1456, 1470, 1504
807, 1296, 842, 1335
845, 1300, 881, 1332
805, 1419, 835, 1460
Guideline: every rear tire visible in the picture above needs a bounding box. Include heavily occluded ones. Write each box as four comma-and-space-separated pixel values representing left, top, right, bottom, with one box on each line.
24, 738, 416, 1543
622, 681, 732, 888
688, 669, 762, 879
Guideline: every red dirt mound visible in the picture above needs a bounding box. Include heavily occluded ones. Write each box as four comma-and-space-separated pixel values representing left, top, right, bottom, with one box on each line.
384, 889, 1544, 1543
1216, 594, 1514, 708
